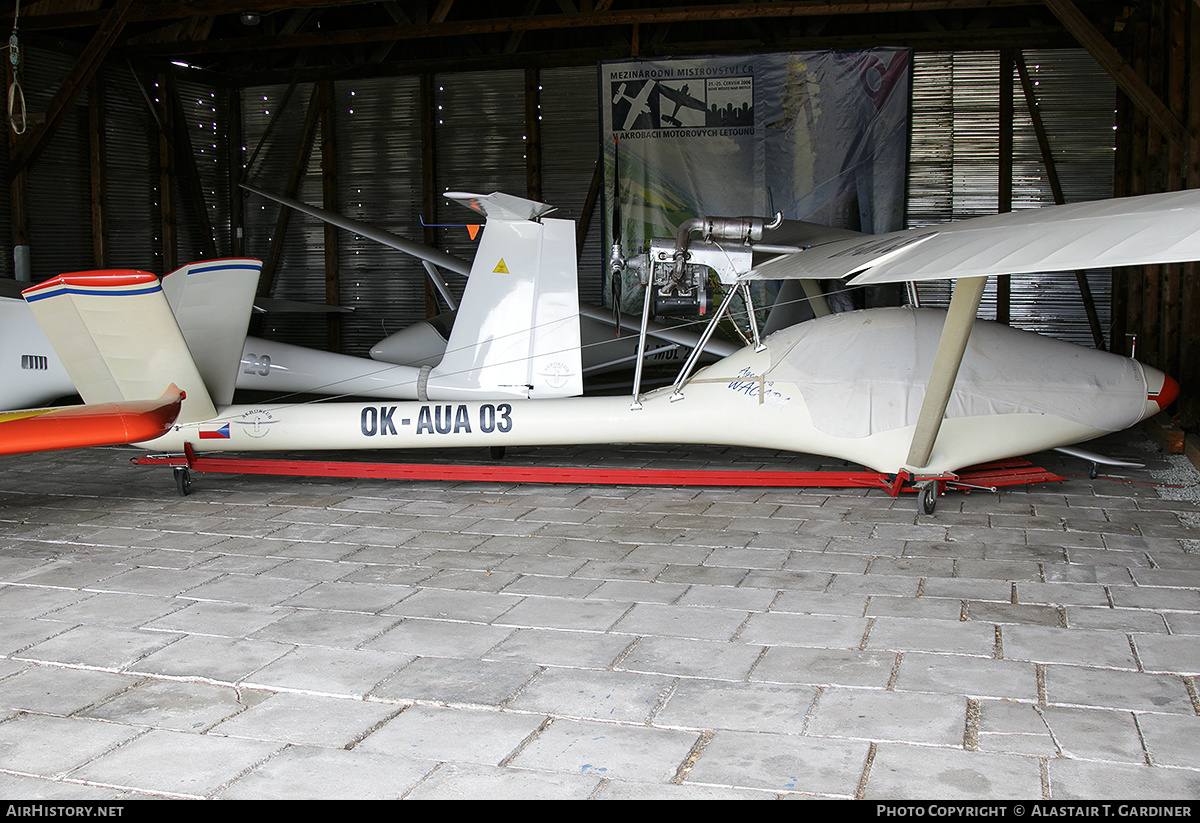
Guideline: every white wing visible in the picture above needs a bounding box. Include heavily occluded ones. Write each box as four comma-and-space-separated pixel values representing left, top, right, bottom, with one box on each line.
742, 189, 1200, 286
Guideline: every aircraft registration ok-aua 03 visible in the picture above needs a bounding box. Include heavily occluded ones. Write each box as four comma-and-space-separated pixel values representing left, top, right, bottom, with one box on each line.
1, 187, 1196, 512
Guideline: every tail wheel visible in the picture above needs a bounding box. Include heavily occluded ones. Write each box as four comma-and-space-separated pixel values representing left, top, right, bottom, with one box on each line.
919, 481, 938, 515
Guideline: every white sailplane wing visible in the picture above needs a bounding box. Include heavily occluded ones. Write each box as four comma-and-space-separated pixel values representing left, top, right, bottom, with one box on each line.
742, 189, 1200, 286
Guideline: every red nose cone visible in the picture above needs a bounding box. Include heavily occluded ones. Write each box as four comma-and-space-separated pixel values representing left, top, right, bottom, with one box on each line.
1153, 373, 1180, 411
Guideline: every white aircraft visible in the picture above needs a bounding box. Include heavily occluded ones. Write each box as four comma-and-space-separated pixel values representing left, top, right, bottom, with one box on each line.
238, 185, 739, 380
1, 188, 1195, 513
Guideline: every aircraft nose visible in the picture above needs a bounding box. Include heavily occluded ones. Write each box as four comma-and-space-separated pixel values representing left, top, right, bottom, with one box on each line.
1146, 368, 1179, 412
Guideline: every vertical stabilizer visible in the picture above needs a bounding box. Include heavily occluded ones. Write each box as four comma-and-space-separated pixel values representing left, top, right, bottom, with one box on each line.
23, 272, 217, 423
161, 258, 262, 406
426, 192, 582, 400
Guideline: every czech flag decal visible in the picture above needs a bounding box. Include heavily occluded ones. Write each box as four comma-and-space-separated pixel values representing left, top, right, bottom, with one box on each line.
200, 424, 230, 440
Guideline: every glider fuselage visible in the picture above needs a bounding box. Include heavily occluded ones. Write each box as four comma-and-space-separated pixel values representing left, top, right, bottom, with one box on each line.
142, 307, 1172, 476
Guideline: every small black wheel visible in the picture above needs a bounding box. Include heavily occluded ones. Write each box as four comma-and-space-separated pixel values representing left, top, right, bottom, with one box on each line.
1088, 462, 1098, 480
919, 482, 937, 515
490, 446, 506, 461
174, 466, 192, 497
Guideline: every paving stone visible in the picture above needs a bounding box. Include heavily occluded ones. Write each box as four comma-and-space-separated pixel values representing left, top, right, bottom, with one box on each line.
975, 699, 1058, 757
357, 703, 547, 765
1047, 758, 1200, 799
69, 728, 282, 798
243, 645, 412, 698
1042, 664, 1195, 714
15, 623, 178, 671
1038, 705, 1148, 764
508, 667, 674, 723
1136, 712, 1200, 769
610, 602, 750, 641
483, 627, 633, 669
0, 713, 143, 779
894, 652, 1038, 701
1000, 624, 1139, 669
405, 762, 599, 799
508, 718, 699, 785
372, 656, 539, 705
0, 664, 142, 716
616, 636, 764, 681
2, 435, 1199, 798
653, 679, 817, 734
807, 687, 968, 746
866, 615, 998, 656
750, 646, 896, 688
683, 729, 870, 797
82, 678, 264, 732
210, 691, 400, 747
864, 743, 1044, 799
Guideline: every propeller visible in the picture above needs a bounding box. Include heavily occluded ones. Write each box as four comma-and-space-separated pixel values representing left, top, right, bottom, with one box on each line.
608, 135, 623, 336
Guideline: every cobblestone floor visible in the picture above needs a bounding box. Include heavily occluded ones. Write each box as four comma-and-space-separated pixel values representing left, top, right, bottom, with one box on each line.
0, 431, 1197, 799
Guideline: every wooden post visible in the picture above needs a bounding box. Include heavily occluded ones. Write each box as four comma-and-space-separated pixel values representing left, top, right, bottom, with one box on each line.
227, 86, 244, 257
996, 49, 1014, 326
420, 74, 439, 318
525, 68, 542, 202
1015, 54, 1106, 350
169, 76, 218, 260
88, 72, 109, 269
319, 79, 341, 353
157, 71, 177, 273
258, 85, 321, 299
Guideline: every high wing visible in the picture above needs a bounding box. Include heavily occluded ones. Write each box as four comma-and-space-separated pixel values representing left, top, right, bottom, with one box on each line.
242, 184, 471, 278
743, 189, 1200, 285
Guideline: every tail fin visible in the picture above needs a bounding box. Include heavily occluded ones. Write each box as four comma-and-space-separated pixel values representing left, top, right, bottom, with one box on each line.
160, 258, 262, 406
23, 271, 217, 423
425, 192, 582, 400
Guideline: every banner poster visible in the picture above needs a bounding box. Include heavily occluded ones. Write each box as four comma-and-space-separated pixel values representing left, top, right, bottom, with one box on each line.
600, 49, 911, 317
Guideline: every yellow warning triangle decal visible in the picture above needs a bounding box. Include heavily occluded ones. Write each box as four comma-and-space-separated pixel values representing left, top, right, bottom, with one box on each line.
493, 259, 509, 274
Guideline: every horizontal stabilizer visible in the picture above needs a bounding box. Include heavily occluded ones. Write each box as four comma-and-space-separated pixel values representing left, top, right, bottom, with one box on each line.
744, 190, 1200, 285
445, 191, 556, 222
0, 384, 183, 456
23, 272, 217, 423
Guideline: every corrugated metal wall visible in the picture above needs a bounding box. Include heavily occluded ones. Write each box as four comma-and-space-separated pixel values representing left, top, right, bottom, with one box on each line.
907, 50, 1116, 346
239, 67, 603, 354
101, 64, 162, 271
19, 49, 90, 282
4, 47, 1115, 355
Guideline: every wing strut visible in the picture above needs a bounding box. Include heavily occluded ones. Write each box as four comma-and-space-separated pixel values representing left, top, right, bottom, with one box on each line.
905, 276, 987, 469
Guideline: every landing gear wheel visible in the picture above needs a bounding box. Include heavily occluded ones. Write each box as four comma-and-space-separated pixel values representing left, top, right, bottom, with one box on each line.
174, 466, 191, 497
919, 482, 938, 515
490, 446, 506, 461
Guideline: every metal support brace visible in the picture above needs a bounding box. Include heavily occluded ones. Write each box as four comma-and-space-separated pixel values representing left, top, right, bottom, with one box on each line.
740, 281, 765, 351
670, 283, 742, 402
629, 272, 657, 409
905, 276, 987, 469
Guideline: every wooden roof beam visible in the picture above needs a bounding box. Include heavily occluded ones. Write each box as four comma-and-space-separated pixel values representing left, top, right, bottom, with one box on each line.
1043, 0, 1186, 150
8, 0, 132, 180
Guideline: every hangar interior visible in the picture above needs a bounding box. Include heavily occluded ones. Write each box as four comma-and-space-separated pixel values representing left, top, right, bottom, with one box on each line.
4, 0, 1199, 434
4, 1, 1200, 802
